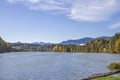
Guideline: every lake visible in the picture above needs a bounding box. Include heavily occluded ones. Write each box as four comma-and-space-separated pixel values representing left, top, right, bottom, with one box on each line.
0, 52, 120, 80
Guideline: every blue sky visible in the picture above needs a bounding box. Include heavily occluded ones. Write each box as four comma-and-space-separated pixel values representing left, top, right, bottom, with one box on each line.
0, 0, 120, 43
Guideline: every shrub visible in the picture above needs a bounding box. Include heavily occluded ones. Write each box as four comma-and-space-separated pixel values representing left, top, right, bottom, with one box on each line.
108, 62, 120, 70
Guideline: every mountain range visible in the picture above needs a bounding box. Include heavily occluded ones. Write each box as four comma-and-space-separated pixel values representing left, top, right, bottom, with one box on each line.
61, 37, 93, 45
61, 36, 111, 45
12, 36, 111, 45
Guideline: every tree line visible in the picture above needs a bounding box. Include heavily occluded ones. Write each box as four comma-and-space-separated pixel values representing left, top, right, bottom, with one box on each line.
0, 32, 120, 53
12, 43, 55, 52
52, 32, 120, 53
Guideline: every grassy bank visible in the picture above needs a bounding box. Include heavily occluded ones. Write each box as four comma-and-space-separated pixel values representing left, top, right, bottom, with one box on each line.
92, 76, 120, 80
92, 62, 120, 80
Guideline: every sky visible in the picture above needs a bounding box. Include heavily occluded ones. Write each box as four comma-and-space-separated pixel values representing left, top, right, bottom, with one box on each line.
0, 0, 120, 43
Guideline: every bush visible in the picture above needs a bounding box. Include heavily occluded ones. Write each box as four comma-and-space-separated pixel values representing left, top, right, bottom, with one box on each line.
108, 62, 120, 70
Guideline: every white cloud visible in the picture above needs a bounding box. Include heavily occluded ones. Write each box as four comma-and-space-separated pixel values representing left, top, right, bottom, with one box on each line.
110, 22, 120, 29
69, 0, 120, 21
28, 0, 40, 4
7, 0, 120, 22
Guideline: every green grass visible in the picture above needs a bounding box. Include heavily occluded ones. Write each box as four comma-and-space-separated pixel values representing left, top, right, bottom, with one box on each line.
92, 76, 120, 80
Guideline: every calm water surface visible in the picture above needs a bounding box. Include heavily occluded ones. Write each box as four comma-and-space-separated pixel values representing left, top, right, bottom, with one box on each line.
0, 52, 120, 80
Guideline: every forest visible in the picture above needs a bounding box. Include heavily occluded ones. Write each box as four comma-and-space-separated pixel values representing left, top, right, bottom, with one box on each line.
0, 32, 120, 53
52, 32, 120, 53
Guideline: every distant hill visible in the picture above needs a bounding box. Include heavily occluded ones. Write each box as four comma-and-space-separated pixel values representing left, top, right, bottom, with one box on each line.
52, 33, 120, 53
31, 42, 52, 45
60, 36, 111, 45
11, 36, 111, 46
96, 36, 111, 39
10, 33, 119, 53
61, 37, 93, 45
13, 36, 111, 46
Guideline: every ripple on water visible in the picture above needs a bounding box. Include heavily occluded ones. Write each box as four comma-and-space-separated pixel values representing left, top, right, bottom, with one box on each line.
0, 52, 120, 80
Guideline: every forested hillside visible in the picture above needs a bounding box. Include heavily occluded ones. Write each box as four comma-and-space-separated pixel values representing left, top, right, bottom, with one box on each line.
0, 37, 12, 53
85, 32, 120, 53
52, 32, 120, 53
10, 32, 120, 53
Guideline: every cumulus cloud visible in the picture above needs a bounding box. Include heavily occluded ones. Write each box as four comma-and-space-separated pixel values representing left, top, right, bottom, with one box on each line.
7, 0, 120, 22
110, 22, 120, 29
69, 0, 120, 21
